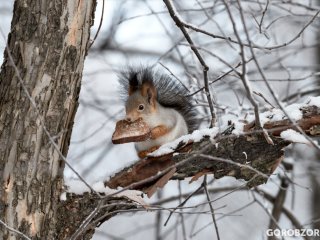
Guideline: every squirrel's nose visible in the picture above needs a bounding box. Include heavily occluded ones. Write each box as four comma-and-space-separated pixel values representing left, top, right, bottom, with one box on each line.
126, 117, 132, 122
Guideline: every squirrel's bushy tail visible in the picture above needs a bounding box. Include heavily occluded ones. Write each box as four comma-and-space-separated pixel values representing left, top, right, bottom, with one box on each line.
118, 67, 199, 133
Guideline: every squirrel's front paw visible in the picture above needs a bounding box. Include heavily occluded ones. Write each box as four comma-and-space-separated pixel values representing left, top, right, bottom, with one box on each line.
150, 125, 169, 139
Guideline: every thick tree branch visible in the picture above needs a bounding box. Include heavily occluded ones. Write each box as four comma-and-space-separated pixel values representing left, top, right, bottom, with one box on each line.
55, 104, 320, 238
53, 102, 320, 238
57, 194, 139, 240
105, 105, 320, 194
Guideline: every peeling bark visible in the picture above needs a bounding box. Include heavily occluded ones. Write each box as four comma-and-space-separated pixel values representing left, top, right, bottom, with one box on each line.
0, 0, 96, 239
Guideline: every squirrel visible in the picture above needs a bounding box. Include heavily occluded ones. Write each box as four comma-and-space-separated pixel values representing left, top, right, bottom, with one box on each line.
118, 67, 198, 158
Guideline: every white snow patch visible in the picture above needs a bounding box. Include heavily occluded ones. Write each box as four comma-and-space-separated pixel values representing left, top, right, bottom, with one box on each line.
92, 181, 109, 192
280, 129, 309, 144
232, 121, 245, 135
60, 192, 67, 201
306, 96, 320, 107
149, 127, 219, 157
286, 103, 303, 121
211, 97, 319, 137
257, 96, 320, 127
64, 179, 146, 205
259, 104, 302, 126
65, 178, 90, 194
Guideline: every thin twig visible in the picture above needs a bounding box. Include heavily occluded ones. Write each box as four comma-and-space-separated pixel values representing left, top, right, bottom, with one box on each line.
172, 4, 319, 51
178, 182, 187, 240
163, 181, 204, 226
163, 0, 216, 127
191, 200, 255, 237
259, 0, 269, 33
0, 219, 32, 240
153, 186, 243, 205
253, 91, 275, 108
268, 178, 289, 240
155, 190, 163, 240
198, 152, 271, 181
203, 175, 221, 240
222, 0, 262, 129
89, 0, 105, 49
70, 201, 103, 240
145, 0, 189, 71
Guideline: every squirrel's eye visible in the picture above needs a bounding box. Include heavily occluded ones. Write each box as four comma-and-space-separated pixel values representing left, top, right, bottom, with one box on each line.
138, 104, 144, 111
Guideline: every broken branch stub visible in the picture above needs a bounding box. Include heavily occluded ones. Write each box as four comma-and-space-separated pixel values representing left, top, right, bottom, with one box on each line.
245, 105, 320, 135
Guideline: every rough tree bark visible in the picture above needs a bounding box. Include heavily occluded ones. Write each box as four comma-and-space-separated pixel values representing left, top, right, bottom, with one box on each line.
0, 1, 96, 239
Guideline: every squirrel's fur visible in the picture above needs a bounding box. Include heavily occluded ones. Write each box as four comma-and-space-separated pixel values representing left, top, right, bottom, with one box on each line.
118, 67, 198, 132
118, 67, 198, 157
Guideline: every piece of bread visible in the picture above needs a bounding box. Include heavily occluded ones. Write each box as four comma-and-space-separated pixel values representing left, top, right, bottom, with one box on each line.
112, 118, 151, 144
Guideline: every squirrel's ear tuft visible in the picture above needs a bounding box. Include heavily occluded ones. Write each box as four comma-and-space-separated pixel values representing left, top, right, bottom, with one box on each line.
128, 73, 139, 95
141, 82, 157, 107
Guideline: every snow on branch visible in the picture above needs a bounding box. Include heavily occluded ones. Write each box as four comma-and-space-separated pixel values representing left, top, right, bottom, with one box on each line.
105, 97, 320, 196
57, 98, 320, 239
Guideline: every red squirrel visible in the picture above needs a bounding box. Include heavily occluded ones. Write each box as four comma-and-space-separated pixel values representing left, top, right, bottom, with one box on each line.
118, 67, 198, 158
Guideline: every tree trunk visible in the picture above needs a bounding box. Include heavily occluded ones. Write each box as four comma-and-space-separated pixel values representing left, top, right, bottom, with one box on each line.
0, 0, 96, 239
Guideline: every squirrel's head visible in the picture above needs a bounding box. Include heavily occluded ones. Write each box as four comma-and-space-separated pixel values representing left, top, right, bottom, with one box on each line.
125, 76, 157, 123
